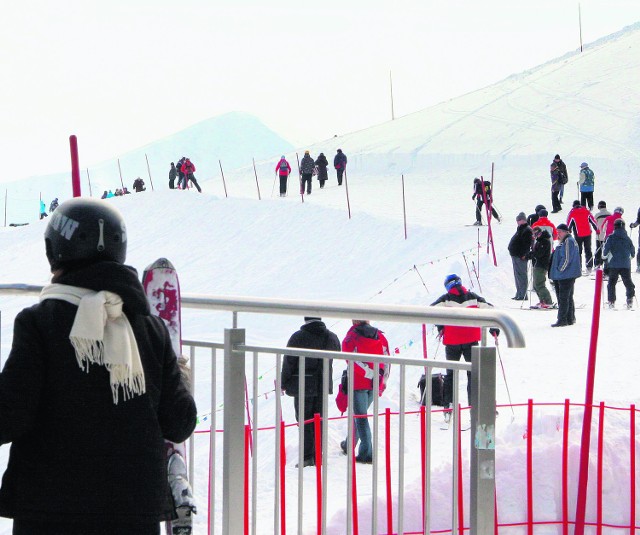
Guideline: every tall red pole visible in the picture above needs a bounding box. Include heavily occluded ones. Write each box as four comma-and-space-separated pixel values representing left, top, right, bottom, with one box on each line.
69, 135, 81, 197
574, 268, 604, 535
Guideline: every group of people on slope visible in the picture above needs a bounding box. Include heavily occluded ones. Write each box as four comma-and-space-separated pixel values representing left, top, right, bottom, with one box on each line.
280, 273, 499, 466
39, 198, 59, 220
509, 198, 637, 327
550, 155, 595, 213
169, 158, 202, 192
275, 149, 347, 197
100, 187, 132, 199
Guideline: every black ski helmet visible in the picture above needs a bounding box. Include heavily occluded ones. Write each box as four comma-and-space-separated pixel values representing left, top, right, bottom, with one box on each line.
44, 197, 127, 270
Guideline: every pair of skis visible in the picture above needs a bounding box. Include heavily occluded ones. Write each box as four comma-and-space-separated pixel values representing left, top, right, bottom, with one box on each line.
142, 259, 196, 535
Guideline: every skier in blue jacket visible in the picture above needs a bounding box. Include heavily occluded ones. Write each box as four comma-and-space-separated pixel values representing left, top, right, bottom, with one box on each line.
603, 218, 636, 309
549, 223, 581, 327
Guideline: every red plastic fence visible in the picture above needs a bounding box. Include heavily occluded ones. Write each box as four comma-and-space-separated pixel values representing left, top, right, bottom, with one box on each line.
199, 400, 640, 534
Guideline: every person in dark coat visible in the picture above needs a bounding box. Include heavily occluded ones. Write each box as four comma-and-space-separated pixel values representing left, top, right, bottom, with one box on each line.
628, 207, 640, 273
315, 153, 329, 188
527, 227, 554, 307
550, 162, 562, 213
133, 177, 146, 192
554, 155, 568, 204
0, 198, 196, 534
508, 212, 533, 300
603, 218, 636, 309
176, 157, 186, 189
471, 178, 500, 225
334, 149, 347, 185
527, 204, 546, 227
299, 151, 315, 195
281, 317, 340, 467
169, 162, 177, 189
549, 223, 582, 327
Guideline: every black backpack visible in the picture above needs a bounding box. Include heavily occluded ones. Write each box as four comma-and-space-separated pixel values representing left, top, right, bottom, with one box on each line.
417, 373, 445, 406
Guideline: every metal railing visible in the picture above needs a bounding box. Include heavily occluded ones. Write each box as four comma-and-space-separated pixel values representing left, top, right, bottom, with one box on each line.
0, 285, 525, 534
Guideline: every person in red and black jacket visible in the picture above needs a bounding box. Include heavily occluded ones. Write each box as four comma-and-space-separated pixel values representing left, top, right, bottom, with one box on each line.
430, 275, 498, 418
566, 200, 597, 272
339, 320, 389, 464
180, 158, 202, 193
274, 156, 292, 197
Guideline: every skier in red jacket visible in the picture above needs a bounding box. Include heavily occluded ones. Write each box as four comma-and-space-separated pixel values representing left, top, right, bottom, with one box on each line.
566, 200, 597, 272
275, 156, 291, 197
181, 158, 202, 193
431, 275, 498, 421
339, 320, 389, 464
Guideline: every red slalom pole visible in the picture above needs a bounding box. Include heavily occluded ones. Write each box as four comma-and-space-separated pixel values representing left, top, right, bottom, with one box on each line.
385, 408, 393, 535
69, 135, 81, 197
420, 405, 426, 519
527, 399, 533, 535
457, 405, 464, 535
280, 421, 286, 535
422, 324, 427, 359
562, 399, 570, 535
352, 445, 359, 535
631, 405, 637, 535
244, 425, 250, 535
314, 413, 322, 535
597, 402, 605, 535
494, 491, 499, 535
575, 268, 604, 535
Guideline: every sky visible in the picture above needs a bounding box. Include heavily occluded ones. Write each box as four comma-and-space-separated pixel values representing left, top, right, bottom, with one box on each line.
2, 0, 640, 180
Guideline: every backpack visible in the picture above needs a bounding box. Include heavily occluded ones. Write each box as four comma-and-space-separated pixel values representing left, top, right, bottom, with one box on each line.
559, 170, 568, 185
582, 168, 594, 187
279, 160, 288, 171
417, 373, 445, 406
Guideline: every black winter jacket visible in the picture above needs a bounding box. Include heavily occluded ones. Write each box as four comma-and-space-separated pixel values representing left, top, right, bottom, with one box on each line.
508, 224, 533, 258
0, 262, 197, 524
315, 154, 329, 180
300, 155, 315, 174
281, 321, 340, 397
528, 230, 552, 270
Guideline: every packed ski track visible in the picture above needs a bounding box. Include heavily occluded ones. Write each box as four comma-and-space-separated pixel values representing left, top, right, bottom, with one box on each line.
1, 22, 640, 535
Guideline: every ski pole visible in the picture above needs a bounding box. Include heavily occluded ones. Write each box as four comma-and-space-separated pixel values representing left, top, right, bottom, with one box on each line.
493, 335, 516, 422
271, 171, 277, 197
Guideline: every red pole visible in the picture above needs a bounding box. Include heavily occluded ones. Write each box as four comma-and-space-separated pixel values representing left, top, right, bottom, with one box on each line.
457, 405, 464, 535
574, 268, 604, 535
631, 404, 637, 535
69, 135, 81, 197
494, 491, 499, 535
244, 378, 253, 454
422, 324, 427, 360
218, 160, 228, 198
562, 399, 570, 535
244, 425, 250, 535
280, 421, 286, 535
401, 174, 407, 239
420, 405, 426, 519
527, 399, 533, 535
596, 402, 604, 535
352, 443, 359, 535
252, 158, 261, 200
385, 408, 393, 535
314, 413, 322, 535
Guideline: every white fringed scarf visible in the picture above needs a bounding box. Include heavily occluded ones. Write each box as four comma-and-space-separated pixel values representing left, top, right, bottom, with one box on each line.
40, 283, 146, 404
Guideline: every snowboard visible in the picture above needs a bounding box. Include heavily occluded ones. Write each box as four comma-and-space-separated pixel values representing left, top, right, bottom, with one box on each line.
142, 258, 196, 535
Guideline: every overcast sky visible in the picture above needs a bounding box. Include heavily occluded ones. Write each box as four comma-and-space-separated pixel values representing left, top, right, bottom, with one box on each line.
2, 0, 640, 180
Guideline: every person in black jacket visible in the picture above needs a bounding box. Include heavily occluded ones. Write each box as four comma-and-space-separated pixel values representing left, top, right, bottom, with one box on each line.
281, 317, 340, 467
508, 212, 533, 300
299, 151, 315, 195
629, 207, 640, 273
334, 149, 347, 185
315, 153, 329, 189
471, 178, 500, 225
169, 162, 177, 189
554, 154, 568, 205
0, 198, 196, 535
528, 227, 554, 307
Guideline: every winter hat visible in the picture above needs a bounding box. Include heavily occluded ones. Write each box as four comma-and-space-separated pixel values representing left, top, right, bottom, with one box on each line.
539, 209, 549, 217
580, 162, 588, 169
444, 274, 462, 292
337, 149, 342, 153
304, 316, 321, 323
516, 212, 527, 222
598, 200, 607, 209
535, 204, 546, 213
305, 150, 310, 154
556, 223, 570, 232
281, 155, 285, 159
615, 206, 624, 214
554, 154, 560, 160
614, 218, 625, 229
572, 200, 581, 208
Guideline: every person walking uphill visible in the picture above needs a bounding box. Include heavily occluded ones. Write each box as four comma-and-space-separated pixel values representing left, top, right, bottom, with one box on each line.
281, 317, 340, 467
508, 212, 533, 301
299, 151, 315, 195
334, 149, 347, 186
0, 198, 197, 535
578, 162, 595, 210
567, 200, 597, 273
315, 153, 329, 189
169, 162, 177, 189
603, 218, 636, 309
430, 274, 499, 421
275, 155, 291, 197
549, 223, 582, 327
181, 158, 202, 193
339, 320, 390, 464
550, 162, 562, 213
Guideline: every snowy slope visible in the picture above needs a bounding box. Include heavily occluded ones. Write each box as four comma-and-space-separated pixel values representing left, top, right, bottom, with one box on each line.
0, 23, 639, 535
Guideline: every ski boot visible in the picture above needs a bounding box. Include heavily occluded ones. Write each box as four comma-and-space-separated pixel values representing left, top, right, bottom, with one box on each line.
167, 452, 197, 534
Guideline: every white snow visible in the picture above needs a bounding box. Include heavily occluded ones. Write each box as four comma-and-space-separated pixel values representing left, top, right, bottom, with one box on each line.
1, 22, 640, 535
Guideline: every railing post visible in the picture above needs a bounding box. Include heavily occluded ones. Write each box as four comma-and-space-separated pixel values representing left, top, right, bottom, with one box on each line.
223, 328, 246, 535
470, 346, 496, 535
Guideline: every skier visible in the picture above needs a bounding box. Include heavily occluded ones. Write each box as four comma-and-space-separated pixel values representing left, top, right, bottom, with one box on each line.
49, 198, 59, 213
39, 199, 48, 220
101, 190, 108, 199
628, 206, 640, 272
554, 154, 568, 205
526, 204, 546, 227
299, 151, 315, 195
594, 200, 611, 270
281, 317, 340, 467
133, 177, 146, 192
578, 162, 595, 210
550, 162, 562, 213
531, 209, 558, 241
334, 149, 347, 186
430, 275, 499, 419
549, 223, 581, 327
603, 218, 636, 309
566, 200, 597, 273
169, 162, 177, 189
315, 153, 329, 189
603, 207, 624, 239
507, 212, 533, 301
274, 155, 292, 197
472, 178, 500, 225
527, 227, 554, 308
0, 198, 197, 534
181, 158, 202, 193
339, 320, 390, 464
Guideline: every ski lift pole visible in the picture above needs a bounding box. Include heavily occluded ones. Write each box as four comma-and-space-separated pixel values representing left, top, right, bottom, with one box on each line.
144, 153, 155, 191
271, 171, 278, 197
218, 160, 228, 198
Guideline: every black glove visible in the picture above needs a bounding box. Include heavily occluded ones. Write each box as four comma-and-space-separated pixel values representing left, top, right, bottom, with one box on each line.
472, 195, 476, 200
630, 222, 638, 229
489, 328, 500, 338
